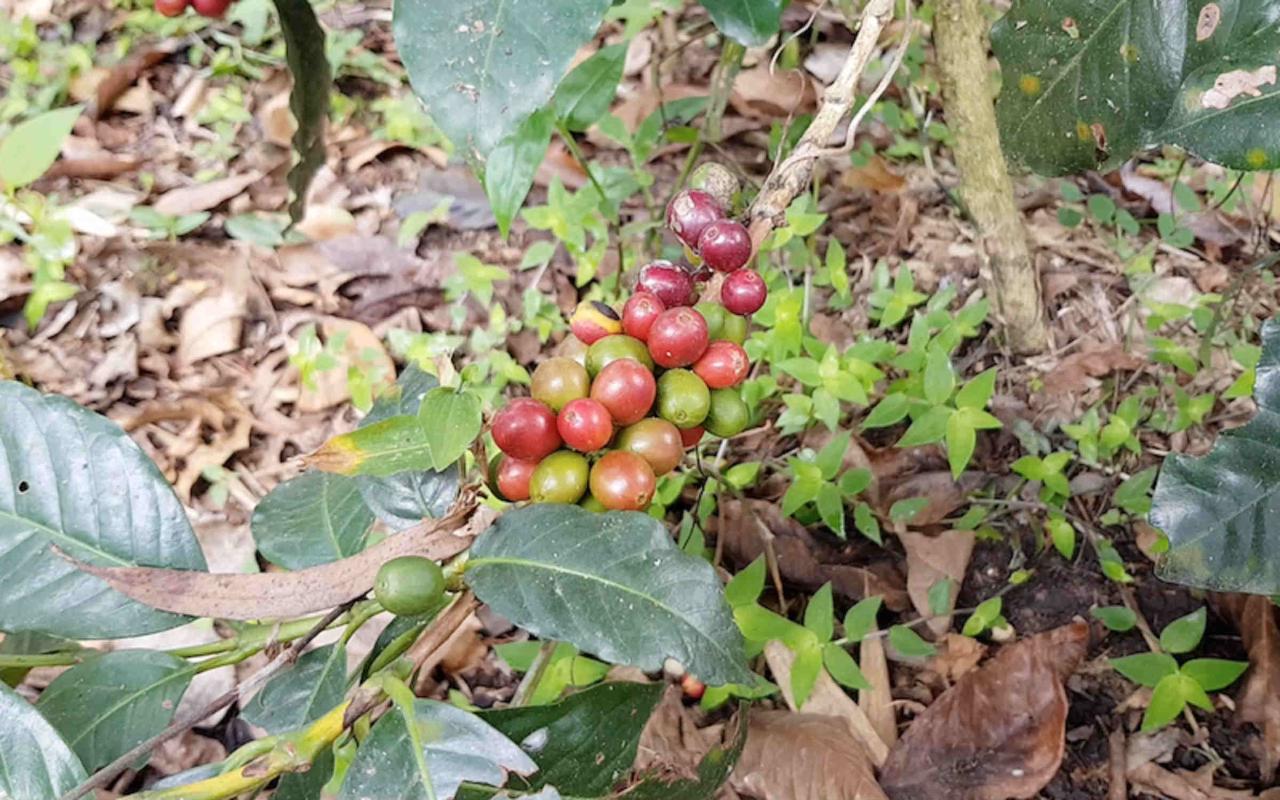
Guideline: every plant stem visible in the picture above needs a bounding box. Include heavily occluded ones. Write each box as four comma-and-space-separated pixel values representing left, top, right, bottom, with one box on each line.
557, 124, 609, 213
511, 640, 557, 706
0, 652, 87, 668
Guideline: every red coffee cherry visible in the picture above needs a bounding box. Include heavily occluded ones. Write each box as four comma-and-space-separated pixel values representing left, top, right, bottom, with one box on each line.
590, 359, 656, 426
693, 340, 750, 389
721, 269, 767, 316
495, 456, 537, 502
589, 451, 656, 511
679, 426, 705, 447
615, 418, 684, 475
636, 261, 696, 308
492, 398, 560, 461
666, 189, 724, 250
697, 219, 751, 273
557, 398, 614, 453
191, 0, 231, 16
647, 307, 709, 369
155, 0, 188, 16
621, 292, 666, 342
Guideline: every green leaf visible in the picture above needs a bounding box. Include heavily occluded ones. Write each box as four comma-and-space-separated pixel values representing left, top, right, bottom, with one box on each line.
37, 650, 193, 772
240, 644, 346, 735
1142, 673, 1187, 731
889, 497, 928, 523
804, 583, 834, 643
790, 639, 823, 707
862, 393, 911, 429
477, 682, 664, 796
466, 506, 752, 685
252, 472, 374, 570
927, 578, 953, 617
551, 44, 627, 131
888, 625, 936, 658
815, 432, 851, 480
923, 346, 955, 405
700, 0, 783, 46
1090, 606, 1137, 632
853, 502, 881, 545
945, 410, 976, 478
725, 557, 766, 608
495, 642, 609, 706
1113, 467, 1157, 516
843, 596, 881, 643
393, 0, 613, 159
777, 357, 822, 387
484, 109, 554, 238
0, 381, 205, 638
1181, 658, 1249, 692
1046, 515, 1076, 560
0, 105, 81, 190
839, 468, 871, 498
312, 415, 435, 477
962, 596, 1002, 637
897, 406, 953, 447
419, 387, 483, 471
0, 683, 86, 799
272, 0, 331, 221
1160, 607, 1207, 654
1111, 652, 1179, 688
955, 368, 997, 410
338, 698, 537, 800
993, 1, 1280, 174
734, 604, 808, 646
815, 482, 846, 538
822, 643, 870, 690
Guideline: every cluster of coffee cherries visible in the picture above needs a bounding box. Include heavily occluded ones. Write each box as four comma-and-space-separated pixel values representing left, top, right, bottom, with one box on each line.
155, 0, 232, 18
490, 189, 763, 512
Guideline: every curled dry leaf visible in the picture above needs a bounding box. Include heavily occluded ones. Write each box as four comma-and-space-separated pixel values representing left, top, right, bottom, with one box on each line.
899, 530, 975, 637
177, 290, 245, 366
729, 711, 888, 800
630, 684, 748, 795
1041, 341, 1144, 400
1214, 593, 1280, 783
729, 66, 818, 119
859, 635, 898, 750
154, 172, 262, 217
880, 622, 1090, 800
60, 503, 491, 621
718, 498, 908, 610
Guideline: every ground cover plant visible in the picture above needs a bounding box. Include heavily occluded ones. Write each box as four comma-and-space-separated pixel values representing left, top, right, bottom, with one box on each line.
2, 0, 1280, 798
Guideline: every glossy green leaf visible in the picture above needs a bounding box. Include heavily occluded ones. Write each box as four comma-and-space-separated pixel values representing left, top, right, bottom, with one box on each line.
994, 1, 1280, 174
478, 682, 663, 795
0, 683, 86, 799
551, 44, 627, 131
804, 583, 834, 642
241, 644, 346, 734
339, 699, 536, 800
1111, 652, 1179, 688
485, 109, 554, 237
843, 596, 882, 643
1159, 607, 1207, 654
1182, 658, 1249, 692
1090, 605, 1137, 632
36, 650, 193, 772
1152, 319, 1280, 594
0, 105, 81, 189
962, 596, 1002, 637
955, 368, 997, 410
419, 388, 483, 471
272, 0, 331, 221
312, 415, 435, 478
822, 643, 870, 690
468, 506, 751, 685
1143, 673, 1188, 731
393, 0, 613, 160
700, 0, 784, 46
945, 411, 976, 479
0, 381, 205, 638
252, 473, 374, 570
725, 556, 766, 608
888, 625, 936, 658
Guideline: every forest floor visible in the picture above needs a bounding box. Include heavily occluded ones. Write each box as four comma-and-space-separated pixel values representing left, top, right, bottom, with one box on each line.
3, 1, 1280, 798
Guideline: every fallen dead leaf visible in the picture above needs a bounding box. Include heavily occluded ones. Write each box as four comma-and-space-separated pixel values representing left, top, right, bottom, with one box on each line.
632, 685, 747, 793
859, 635, 898, 749
296, 204, 358, 242
1042, 341, 1144, 399
840, 157, 907, 194
880, 622, 1090, 800
1119, 165, 1242, 246
154, 172, 262, 217
764, 640, 890, 766
63, 504, 490, 621
879, 470, 985, 527
718, 498, 909, 610
899, 530, 975, 636
149, 731, 227, 778
926, 634, 988, 683
84, 45, 174, 120
730, 66, 818, 119
258, 90, 296, 147
177, 289, 245, 366
1215, 594, 1280, 783
729, 712, 888, 800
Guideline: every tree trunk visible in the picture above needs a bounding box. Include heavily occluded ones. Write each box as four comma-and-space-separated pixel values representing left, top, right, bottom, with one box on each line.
934, 0, 1049, 354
